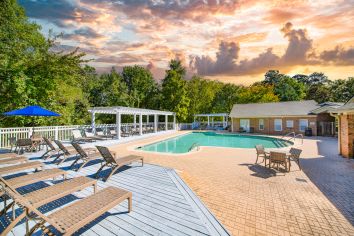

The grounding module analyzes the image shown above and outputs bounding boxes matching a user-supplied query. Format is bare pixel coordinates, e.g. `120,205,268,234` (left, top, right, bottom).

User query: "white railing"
0,122,177,149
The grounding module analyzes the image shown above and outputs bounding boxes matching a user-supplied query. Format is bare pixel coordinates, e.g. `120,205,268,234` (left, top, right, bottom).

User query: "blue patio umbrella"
3,105,60,117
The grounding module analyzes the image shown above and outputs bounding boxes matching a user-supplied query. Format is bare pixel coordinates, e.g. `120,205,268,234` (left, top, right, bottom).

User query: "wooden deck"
0,150,229,236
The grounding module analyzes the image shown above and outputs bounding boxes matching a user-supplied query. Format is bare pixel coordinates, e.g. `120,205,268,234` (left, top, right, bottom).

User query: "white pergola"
88,106,176,139
194,113,229,128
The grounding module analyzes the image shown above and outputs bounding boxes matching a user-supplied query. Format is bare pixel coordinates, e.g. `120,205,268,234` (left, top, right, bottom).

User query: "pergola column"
223,116,225,127
211,117,214,127
207,116,210,126
165,115,168,131
154,114,158,133
147,115,149,124
116,112,121,139
133,114,136,129
139,113,143,135
91,112,96,134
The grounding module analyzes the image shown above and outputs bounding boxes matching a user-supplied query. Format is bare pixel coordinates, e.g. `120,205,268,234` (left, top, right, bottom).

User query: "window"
299,119,308,132
240,119,250,132
274,119,282,131
286,120,294,128
259,119,264,130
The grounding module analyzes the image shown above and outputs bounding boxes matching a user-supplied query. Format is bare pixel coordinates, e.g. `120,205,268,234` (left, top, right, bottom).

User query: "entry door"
240,119,250,132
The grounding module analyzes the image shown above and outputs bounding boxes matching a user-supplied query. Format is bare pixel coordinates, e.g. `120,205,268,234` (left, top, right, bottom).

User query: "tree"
274,76,306,101
238,84,279,104
263,70,283,85
212,83,242,113
329,77,354,102
186,76,221,121
161,60,190,122
0,0,92,127
121,65,158,108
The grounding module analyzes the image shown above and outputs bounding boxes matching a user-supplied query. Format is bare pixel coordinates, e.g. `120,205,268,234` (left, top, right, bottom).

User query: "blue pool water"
137,132,292,154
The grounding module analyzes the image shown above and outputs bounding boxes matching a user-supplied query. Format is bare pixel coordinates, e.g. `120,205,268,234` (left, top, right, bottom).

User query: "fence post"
28,127,33,138
55,126,59,140
0,129,2,149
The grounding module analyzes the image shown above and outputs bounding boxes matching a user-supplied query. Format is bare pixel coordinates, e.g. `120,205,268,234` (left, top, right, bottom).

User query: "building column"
116,112,121,139
338,115,341,155
231,118,234,132
91,112,96,134
173,114,176,130
165,115,168,131
154,114,158,133
139,113,143,135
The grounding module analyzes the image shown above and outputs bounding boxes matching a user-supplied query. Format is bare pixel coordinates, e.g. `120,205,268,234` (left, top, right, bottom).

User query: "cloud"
191,22,353,76
95,54,141,64
19,0,99,27
320,46,354,65
280,22,313,65
63,27,104,39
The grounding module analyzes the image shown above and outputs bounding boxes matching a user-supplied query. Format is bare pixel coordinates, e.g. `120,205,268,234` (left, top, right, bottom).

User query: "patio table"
265,149,292,170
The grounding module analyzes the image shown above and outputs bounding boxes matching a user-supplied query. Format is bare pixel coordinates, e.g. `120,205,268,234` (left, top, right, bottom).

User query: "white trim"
299,119,308,132
274,119,282,131
88,106,175,115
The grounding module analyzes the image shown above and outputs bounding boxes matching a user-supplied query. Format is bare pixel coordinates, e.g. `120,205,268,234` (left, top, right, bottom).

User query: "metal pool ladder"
189,142,199,152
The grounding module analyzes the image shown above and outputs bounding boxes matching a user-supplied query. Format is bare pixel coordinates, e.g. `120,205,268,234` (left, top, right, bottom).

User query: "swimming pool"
137,132,292,154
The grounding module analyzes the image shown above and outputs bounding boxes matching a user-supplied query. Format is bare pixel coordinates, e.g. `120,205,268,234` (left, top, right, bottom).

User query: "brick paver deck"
111,132,354,236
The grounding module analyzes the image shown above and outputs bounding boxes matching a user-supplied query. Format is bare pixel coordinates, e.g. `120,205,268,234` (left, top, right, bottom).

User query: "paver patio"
109,131,354,236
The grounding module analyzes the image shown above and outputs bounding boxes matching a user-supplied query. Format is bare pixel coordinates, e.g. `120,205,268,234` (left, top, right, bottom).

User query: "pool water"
137,132,292,154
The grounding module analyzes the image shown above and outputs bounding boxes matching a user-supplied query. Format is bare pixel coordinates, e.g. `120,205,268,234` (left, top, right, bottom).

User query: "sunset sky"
19,0,354,84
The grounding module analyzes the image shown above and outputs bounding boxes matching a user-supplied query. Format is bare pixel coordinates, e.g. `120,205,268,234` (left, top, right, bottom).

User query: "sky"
19,0,354,84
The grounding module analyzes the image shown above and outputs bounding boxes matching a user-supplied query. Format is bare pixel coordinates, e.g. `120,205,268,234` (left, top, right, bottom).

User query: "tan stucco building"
229,100,339,136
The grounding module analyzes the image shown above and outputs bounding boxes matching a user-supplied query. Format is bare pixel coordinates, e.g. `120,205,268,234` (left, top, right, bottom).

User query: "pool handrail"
189,142,199,152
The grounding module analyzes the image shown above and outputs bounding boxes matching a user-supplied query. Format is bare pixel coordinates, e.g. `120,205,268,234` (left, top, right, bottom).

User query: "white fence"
0,123,175,149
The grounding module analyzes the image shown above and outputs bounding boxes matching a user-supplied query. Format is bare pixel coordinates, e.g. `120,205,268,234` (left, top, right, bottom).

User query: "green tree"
274,76,306,101
0,0,90,127
212,83,242,113
161,60,190,122
121,65,158,108
238,84,279,104
186,76,220,121
329,77,354,102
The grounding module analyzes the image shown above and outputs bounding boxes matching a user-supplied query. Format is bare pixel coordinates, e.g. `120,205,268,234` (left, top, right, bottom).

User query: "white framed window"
286,120,294,128
299,119,308,132
274,119,282,131
240,119,250,132
259,119,264,130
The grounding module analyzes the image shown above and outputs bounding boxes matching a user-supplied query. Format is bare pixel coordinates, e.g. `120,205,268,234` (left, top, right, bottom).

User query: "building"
229,100,340,136
330,97,354,158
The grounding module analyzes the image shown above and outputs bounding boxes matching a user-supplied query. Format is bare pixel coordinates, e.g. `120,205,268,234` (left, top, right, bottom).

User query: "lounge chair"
96,129,114,139
0,156,28,165
269,151,289,172
0,176,97,235
289,148,302,170
53,140,97,165
0,153,19,159
3,168,66,189
71,142,101,171
41,137,75,160
255,145,269,166
72,129,95,143
84,130,105,141
0,161,43,176
1,182,131,235
95,146,143,181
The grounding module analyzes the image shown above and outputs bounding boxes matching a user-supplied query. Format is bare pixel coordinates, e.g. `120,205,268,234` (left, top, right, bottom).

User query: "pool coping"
129,131,297,156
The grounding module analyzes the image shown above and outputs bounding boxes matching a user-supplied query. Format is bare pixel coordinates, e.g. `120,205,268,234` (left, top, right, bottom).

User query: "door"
240,119,250,132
